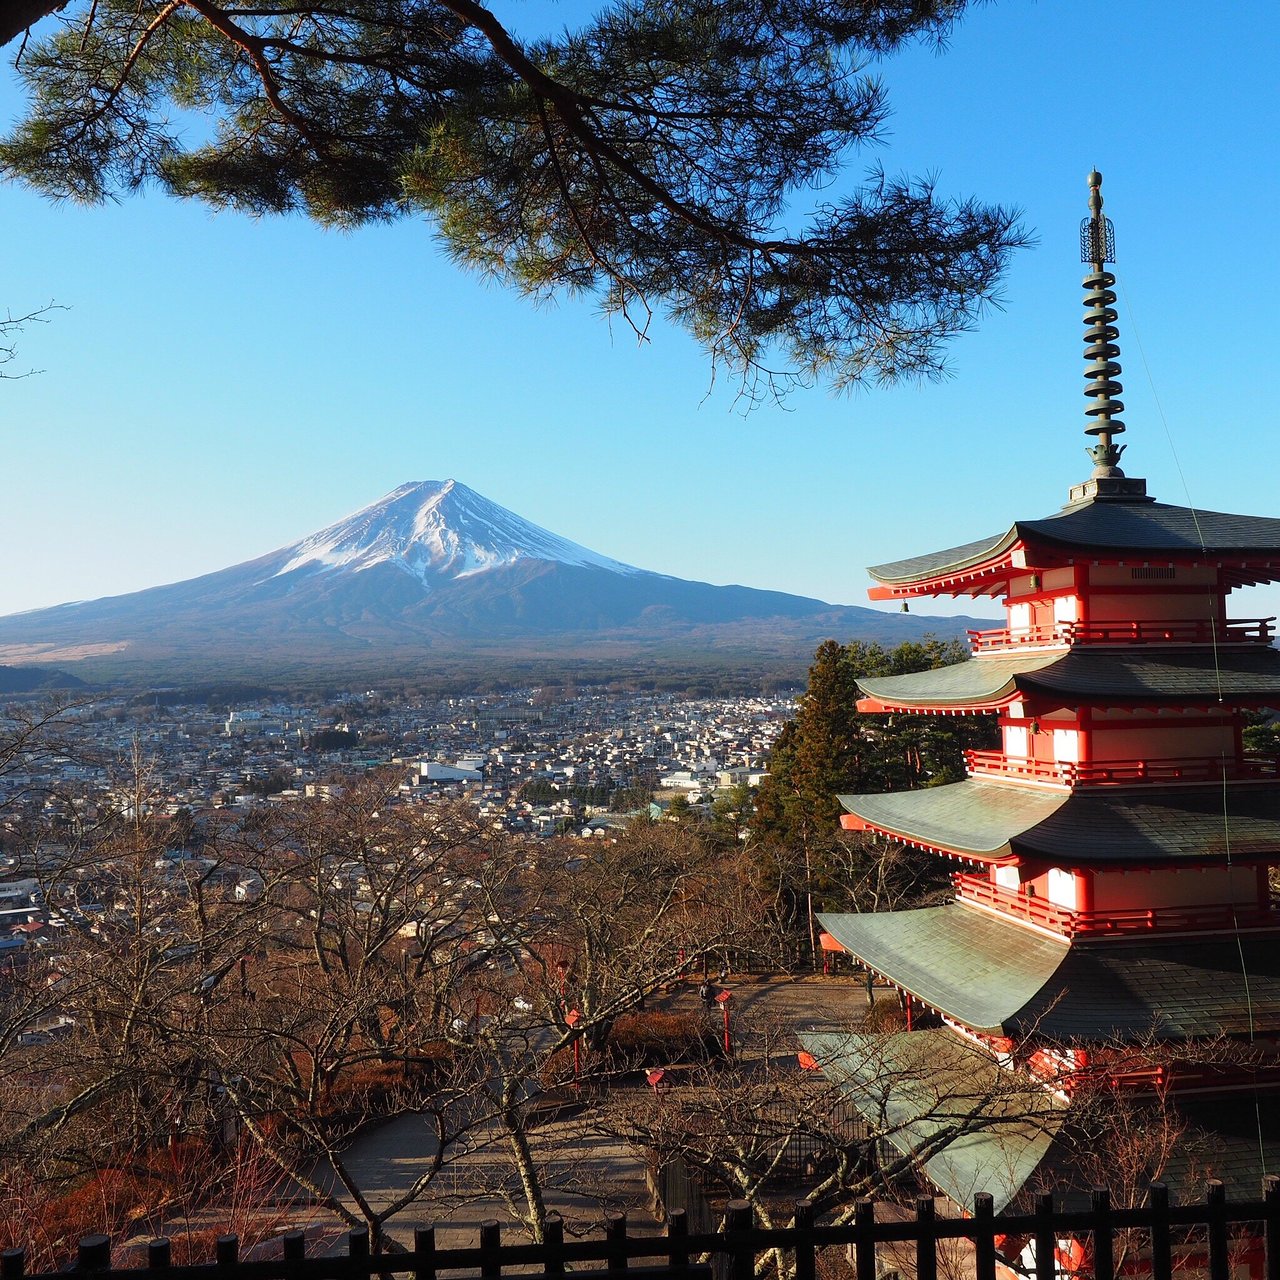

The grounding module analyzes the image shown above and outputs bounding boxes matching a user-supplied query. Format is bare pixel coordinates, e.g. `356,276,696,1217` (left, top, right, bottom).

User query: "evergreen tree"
754,636,987,849
0,0,1024,397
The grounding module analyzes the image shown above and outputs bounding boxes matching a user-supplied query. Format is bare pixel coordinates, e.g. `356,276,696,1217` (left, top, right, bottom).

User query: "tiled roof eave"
866,501,1280,596
855,692,1020,714
837,781,1067,863
840,814,1018,865
843,779,1280,869
856,646,1280,712
867,529,1021,591
817,906,1068,1035
819,906,1280,1041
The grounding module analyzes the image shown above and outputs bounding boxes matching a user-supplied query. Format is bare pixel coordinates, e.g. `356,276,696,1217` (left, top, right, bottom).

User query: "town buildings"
0,688,789,942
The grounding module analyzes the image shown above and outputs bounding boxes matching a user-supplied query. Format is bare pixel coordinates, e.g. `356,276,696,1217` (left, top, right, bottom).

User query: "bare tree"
428,820,777,1241
602,1013,1065,1264
0,303,59,380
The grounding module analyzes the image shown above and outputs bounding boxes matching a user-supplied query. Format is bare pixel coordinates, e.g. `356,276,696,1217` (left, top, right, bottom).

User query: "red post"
647,1068,665,1102
716,989,732,1057
566,1009,581,1088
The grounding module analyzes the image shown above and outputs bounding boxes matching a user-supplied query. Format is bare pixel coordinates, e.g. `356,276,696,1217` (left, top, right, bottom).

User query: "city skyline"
3,1,1278,627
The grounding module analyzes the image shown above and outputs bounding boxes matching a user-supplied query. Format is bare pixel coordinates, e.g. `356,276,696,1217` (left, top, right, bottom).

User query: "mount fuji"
0,481,991,681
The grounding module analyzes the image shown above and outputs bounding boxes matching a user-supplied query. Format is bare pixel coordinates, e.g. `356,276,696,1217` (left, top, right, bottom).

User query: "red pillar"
716,990,732,1057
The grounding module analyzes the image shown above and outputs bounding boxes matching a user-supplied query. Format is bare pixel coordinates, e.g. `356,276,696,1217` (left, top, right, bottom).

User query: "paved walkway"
329,1107,658,1249
682,971,879,1034
326,975,876,1248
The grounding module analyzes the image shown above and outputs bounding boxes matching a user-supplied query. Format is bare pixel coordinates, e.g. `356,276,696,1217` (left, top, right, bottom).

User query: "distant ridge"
0,481,994,682
0,664,89,694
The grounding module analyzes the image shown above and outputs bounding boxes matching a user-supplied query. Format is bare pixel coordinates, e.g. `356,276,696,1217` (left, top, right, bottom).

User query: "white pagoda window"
1053,729,1080,763
1005,725,1030,758
1009,602,1032,635
995,866,1020,892
1047,868,1077,909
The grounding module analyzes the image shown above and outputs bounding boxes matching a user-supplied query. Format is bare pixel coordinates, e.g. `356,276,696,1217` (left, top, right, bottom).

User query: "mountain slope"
0,481,992,679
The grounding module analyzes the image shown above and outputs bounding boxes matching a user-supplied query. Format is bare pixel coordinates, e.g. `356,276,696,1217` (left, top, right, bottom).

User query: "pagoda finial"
1081,170,1126,476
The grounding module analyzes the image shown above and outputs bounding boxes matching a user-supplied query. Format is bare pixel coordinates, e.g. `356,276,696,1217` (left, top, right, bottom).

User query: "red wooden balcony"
964,751,1070,785
967,616,1275,653
967,623,1069,652
965,750,1280,787
954,871,1280,937
953,872,1073,932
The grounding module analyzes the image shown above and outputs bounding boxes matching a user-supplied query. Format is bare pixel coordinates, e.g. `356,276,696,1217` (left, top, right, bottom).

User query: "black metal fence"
7,1179,1280,1280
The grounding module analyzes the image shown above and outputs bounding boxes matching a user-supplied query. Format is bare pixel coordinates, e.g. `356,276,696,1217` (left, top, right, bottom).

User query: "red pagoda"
803,173,1280,1218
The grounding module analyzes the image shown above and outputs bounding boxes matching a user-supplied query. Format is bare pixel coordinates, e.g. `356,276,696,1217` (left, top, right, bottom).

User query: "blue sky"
2,1,1278,625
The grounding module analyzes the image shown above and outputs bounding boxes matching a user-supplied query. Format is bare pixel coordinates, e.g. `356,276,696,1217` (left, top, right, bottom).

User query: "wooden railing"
964,751,1280,788
953,872,1280,938
12,1182,1280,1280
953,873,1074,933
968,616,1276,653
968,623,1070,652
964,751,1070,785
1068,757,1280,786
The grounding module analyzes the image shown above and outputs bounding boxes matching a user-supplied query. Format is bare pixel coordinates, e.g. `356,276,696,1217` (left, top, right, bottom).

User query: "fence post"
668,1208,690,1280
793,1200,816,1280
606,1211,628,1273
1206,1180,1228,1280
348,1230,370,1259
915,1197,937,1280
1265,1176,1280,1280
283,1232,307,1263
1147,1182,1171,1280
77,1236,111,1272
215,1236,239,1270
1,1248,24,1280
147,1239,171,1269
479,1221,501,1280
543,1215,565,1278
725,1200,754,1280
1033,1193,1055,1280
853,1199,876,1280
413,1228,436,1280
1091,1188,1113,1280
974,1193,995,1280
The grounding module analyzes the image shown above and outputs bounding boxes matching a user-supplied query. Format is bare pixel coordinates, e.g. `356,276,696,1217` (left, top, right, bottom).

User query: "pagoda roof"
837,779,1280,867
819,906,1066,1033
801,1028,1280,1208
818,905,1280,1040
798,1027,1066,1214
856,645,1280,712
1167,1094,1280,1195
868,498,1280,595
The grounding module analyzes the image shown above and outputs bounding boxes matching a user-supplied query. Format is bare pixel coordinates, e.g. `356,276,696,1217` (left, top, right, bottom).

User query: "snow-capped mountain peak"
271,480,641,586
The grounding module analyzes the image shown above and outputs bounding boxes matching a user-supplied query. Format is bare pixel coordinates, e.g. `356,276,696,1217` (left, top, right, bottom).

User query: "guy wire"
1119,276,1265,1176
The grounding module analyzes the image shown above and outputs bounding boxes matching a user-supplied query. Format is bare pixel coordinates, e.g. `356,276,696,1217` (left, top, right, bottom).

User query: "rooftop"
818,905,1280,1040
868,500,1280,596
855,646,1280,712
837,779,1280,867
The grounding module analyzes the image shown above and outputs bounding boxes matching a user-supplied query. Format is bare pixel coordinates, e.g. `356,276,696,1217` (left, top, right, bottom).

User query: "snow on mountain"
0,479,999,681
270,480,642,587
